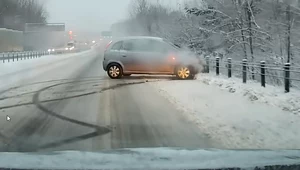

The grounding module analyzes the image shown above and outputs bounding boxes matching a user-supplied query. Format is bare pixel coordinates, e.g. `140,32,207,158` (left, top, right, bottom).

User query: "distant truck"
101,31,112,39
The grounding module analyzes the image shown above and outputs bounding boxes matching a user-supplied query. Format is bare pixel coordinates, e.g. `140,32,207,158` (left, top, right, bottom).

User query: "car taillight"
105,41,113,50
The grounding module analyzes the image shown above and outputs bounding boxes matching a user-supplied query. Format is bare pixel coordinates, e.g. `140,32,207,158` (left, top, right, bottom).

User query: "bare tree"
0,0,48,31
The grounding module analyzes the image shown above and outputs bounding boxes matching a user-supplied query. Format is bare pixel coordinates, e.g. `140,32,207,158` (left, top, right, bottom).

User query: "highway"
0,49,217,152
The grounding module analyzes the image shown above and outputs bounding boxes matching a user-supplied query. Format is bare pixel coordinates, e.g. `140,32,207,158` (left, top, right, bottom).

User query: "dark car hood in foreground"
0,148,300,170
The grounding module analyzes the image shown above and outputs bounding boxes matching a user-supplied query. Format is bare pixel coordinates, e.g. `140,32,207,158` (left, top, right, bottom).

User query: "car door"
146,39,176,73
120,39,150,73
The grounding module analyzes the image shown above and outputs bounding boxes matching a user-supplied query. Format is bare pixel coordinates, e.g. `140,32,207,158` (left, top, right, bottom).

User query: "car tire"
107,64,123,79
175,66,193,80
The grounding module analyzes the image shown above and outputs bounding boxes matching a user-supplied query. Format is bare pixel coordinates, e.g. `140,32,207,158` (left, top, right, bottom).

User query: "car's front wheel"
107,64,123,79
175,66,194,80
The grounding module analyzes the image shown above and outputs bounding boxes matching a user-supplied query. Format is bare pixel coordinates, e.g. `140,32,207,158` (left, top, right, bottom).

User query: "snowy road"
0,49,217,152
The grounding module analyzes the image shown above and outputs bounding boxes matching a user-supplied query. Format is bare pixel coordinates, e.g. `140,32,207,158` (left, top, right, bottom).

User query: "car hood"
0,148,300,169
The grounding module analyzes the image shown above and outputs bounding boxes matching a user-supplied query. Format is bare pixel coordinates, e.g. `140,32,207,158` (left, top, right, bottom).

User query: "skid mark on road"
31,80,151,151
0,78,154,151
0,76,174,151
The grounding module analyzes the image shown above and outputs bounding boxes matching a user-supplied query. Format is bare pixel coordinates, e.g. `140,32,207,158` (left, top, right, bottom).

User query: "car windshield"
1,0,300,169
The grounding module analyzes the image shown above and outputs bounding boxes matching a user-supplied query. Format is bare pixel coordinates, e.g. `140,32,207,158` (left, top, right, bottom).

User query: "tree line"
0,0,47,31
111,0,300,67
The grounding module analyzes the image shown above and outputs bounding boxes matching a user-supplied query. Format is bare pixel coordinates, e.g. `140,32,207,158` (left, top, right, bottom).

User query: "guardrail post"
216,57,220,76
242,59,247,83
206,56,210,73
260,61,266,87
284,63,291,93
16,53,19,61
12,53,15,62
8,53,10,62
228,58,232,78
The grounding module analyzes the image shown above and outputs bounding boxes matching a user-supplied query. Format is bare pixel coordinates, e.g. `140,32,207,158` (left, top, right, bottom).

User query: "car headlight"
65,48,69,50
48,49,51,52
52,49,55,52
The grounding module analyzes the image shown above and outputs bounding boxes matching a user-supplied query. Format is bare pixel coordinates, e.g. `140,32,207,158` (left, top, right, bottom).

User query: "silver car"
102,36,200,79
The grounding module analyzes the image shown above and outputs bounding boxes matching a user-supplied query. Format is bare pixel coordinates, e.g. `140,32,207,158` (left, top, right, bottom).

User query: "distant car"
102,36,201,79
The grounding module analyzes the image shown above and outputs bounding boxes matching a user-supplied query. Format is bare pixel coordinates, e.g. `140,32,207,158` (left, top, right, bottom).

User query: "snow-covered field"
151,74,300,149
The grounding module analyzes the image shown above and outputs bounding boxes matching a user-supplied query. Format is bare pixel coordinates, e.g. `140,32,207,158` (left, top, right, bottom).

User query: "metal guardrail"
0,50,75,63
204,57,300,93
1,51,46,63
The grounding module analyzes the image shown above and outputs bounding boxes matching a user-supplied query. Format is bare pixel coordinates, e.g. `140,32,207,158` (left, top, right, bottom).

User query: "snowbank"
198,74,300,115
150,74,300,149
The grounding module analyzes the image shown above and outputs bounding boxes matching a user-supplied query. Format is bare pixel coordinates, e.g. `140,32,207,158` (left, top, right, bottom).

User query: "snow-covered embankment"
151,74,300,149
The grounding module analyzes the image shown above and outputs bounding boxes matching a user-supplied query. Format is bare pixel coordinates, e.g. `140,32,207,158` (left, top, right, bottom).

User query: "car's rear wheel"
176,66,194,80
107,64,123,79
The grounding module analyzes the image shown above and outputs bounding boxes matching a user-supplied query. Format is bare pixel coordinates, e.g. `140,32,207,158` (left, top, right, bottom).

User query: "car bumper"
102,60,107,71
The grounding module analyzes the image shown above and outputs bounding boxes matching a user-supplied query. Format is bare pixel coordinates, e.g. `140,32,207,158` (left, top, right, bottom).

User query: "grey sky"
46,0,183,33
46,0,132,33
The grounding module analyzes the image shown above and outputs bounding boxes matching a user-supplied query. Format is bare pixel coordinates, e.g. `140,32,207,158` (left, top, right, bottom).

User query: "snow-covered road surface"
1,48,298,152
151,74,300,149
0,49,216,152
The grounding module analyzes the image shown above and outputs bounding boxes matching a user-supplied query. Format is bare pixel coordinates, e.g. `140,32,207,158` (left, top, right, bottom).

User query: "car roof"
113,36,164,42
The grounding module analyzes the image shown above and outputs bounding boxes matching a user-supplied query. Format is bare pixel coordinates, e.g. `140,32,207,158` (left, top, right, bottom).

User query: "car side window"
122,40,134,51
122,39,149,52
147,40,170,53
110,41,122,51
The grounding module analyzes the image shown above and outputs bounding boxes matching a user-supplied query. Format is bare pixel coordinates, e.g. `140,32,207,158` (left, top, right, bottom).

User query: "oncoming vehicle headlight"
48,49,51,52
52,49,55,52
65,47,69,50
